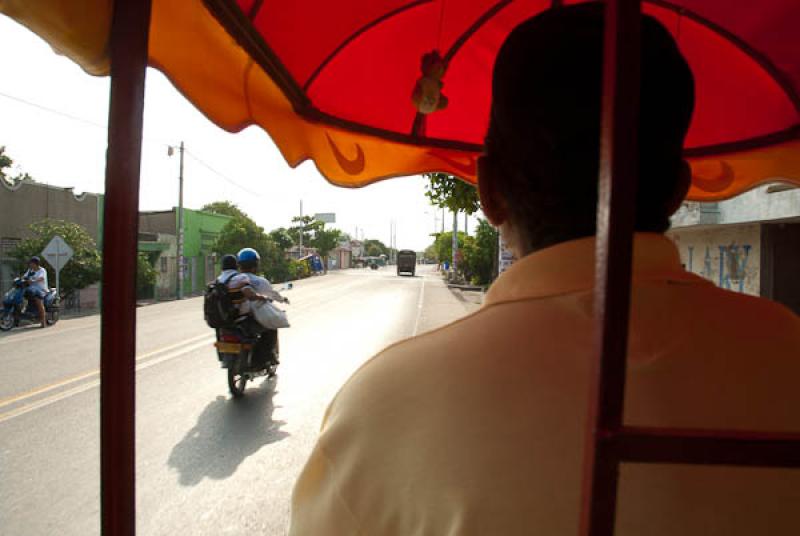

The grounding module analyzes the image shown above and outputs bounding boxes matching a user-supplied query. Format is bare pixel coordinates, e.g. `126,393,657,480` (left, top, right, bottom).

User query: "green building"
138,208,232,298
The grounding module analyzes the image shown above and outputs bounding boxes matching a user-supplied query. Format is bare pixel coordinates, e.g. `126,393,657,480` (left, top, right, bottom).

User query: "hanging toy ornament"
411,51,449,114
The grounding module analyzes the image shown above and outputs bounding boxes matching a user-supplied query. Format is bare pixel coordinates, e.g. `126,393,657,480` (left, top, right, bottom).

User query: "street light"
424,210,440,235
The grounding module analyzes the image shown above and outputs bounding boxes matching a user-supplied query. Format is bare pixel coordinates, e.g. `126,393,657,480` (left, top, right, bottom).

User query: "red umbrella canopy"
3,0,799,199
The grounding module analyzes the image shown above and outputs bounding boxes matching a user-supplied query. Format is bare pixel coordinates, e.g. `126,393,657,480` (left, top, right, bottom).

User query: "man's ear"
665,159,692,216
477,155,508,226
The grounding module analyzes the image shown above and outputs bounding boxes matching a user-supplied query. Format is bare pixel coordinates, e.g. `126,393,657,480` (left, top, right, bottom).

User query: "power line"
0,89,265,198
184,149,264,197
0,90,108,129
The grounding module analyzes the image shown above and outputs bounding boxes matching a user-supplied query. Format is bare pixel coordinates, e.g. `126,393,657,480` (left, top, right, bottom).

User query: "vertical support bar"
100,1,151,535
579,1,641,535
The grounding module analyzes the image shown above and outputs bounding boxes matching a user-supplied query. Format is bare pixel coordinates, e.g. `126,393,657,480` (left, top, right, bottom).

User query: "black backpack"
203,272,239,328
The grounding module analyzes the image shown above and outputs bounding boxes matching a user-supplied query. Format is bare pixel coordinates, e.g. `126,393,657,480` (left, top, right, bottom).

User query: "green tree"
423,242,438,263
11,219,101,299
423,172,480,215
289,215,316,246
136,253,158,299
213,215,292,281
363,239,388,257
460,219,499,285
310,225,343,272
0,146,33,186
269,227,294,252
214,216,270,260
0,146,12,175
200,200,248,219
210,204,301,282
431,231,467,264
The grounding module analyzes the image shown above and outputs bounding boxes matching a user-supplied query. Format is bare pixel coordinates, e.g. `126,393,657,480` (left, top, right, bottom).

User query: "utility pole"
452,209,458,275
441,207,445,233
464,212,468,236
170,141,185,300
298,200,303,251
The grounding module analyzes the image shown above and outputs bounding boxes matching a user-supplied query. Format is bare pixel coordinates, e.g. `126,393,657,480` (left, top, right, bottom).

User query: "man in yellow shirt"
290,4,800,535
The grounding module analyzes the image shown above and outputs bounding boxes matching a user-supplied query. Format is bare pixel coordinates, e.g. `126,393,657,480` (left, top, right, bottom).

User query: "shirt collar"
485,233,705,305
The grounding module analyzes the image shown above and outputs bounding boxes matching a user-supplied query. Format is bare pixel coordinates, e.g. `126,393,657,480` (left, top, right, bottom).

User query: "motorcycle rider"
216,254,239,283
23,256,48,328
228,247,288,367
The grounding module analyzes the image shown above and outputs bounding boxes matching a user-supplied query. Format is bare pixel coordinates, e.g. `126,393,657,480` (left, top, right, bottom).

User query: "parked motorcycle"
1,277,60,331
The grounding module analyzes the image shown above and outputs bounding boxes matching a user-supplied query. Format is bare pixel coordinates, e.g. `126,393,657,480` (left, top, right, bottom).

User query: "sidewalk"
415,273,481,336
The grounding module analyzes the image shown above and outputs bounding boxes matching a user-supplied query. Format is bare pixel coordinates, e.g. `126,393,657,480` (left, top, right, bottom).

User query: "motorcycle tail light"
220,334,241,343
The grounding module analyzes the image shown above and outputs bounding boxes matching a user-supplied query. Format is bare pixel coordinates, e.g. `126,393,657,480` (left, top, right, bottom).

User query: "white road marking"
0,332,212,410
412,276,426,336
0,337,214,424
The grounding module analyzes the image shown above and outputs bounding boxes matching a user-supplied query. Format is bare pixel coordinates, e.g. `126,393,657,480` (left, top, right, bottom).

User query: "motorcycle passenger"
23,256,48,328
229,247,288,367
216,254,239,283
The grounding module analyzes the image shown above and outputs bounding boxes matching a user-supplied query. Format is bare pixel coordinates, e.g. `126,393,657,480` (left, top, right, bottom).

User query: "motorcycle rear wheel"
227,366,247,398
0,311,14,331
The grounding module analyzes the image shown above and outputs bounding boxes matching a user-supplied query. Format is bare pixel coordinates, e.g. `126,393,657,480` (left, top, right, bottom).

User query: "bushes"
428,218,499,286
136,253,158,299
460,219,498,286
289,259,310,280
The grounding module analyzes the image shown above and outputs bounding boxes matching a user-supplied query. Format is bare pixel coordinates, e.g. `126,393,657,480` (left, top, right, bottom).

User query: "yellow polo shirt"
290,233,800,536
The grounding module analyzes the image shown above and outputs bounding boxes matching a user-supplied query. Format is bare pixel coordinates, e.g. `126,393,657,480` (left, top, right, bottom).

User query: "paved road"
0,265,476,536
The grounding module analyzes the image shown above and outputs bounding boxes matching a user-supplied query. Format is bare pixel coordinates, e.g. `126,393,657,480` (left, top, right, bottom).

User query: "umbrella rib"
247,0,264,20
204,0,310,111
684,124,800,157
302,0,434,93
649,0,800,114
442,0,512,64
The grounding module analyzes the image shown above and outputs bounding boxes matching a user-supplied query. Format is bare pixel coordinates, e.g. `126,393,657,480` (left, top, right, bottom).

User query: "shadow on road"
167,380,289,486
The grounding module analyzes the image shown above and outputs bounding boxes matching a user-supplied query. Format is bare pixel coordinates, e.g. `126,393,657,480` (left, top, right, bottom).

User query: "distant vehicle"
299,254,324,274
396,250,417,276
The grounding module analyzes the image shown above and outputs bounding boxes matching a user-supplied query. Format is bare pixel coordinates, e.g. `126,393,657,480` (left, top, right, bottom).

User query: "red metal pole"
100,1,151,535
579,0,641,535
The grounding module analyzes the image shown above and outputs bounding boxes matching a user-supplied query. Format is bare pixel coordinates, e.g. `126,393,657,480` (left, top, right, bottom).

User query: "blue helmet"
237,248,260,263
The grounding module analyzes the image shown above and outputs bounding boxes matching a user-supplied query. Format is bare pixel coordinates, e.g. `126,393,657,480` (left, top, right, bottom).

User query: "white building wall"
716,185,800,223
672,185,800,228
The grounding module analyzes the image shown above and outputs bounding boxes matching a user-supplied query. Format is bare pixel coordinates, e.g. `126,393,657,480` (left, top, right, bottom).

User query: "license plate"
215,341,253,353
215,341,242,353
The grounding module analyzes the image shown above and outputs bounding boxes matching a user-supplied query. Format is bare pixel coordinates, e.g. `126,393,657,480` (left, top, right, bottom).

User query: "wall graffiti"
719,244,752,292
668,224,760,297
694,243,752,293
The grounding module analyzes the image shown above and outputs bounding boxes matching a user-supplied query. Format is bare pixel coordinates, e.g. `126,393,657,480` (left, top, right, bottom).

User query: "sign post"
41,235,74,297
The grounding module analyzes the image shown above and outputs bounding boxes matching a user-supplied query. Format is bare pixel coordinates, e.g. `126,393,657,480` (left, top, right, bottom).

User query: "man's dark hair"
485,2,694,251
221,254,238,271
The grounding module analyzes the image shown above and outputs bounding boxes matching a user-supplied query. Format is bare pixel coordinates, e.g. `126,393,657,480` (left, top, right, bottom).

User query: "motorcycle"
215,326,279,398
1,277,60,331
214,289,291,398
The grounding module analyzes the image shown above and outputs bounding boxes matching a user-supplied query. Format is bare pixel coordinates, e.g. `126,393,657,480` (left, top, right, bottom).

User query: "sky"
0,16,480,251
